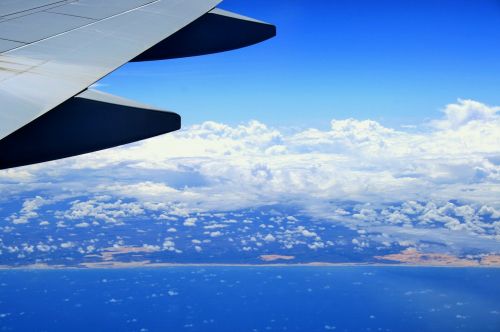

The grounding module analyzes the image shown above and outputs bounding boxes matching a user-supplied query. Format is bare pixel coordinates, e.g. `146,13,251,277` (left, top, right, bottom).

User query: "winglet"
132,8,276,61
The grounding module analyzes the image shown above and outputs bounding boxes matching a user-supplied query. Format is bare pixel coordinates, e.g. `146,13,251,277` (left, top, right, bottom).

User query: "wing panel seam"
41,11,98,21
0,1,77,21
4,0,162,54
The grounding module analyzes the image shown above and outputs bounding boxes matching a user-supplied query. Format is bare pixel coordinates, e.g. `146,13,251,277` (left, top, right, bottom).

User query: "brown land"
1,247,499,270
260,254,295,262
480,254,500,266
87,246,160,261
375,248,500,267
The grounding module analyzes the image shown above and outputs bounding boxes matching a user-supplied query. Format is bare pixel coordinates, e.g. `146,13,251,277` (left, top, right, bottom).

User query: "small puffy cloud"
183,218,197,227
142,244,161,251
36,243,52,252
60,242,75,249
301,229,317,238
263,234,276,242
308,241,325,250
163,239,176,251
22,196,49,213
9,196,51,224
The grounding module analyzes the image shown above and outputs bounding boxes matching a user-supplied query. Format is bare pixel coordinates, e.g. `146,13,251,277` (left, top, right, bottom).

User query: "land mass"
375,248,500,267
1,248,499,270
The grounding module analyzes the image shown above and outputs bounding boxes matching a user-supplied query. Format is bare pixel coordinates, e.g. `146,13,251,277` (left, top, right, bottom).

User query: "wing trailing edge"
0,90,180,170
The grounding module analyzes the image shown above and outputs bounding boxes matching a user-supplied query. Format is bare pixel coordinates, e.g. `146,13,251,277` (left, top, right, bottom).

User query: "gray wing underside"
0,0,276,169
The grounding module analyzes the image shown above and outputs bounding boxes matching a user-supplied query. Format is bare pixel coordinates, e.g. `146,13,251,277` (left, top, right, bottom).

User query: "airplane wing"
0,0,276,169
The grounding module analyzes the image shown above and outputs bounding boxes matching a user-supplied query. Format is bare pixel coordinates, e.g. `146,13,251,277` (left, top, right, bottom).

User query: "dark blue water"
0,267,499,332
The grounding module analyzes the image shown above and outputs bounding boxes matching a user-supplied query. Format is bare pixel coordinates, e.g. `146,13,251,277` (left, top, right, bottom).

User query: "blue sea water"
0,267,499,332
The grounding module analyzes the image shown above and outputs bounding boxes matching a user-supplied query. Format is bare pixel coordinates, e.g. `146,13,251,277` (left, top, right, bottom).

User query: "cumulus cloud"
36,98,497,211
183,217,197,227
8,196,51,224
0,99,499,243
60,241,75,249
163,239,179,252
263,234,276,242
60,198,144,224
431,99,500,130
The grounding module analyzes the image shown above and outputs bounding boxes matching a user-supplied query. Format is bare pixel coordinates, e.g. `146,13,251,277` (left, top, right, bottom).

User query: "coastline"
1,248,498,270
1,261,499,270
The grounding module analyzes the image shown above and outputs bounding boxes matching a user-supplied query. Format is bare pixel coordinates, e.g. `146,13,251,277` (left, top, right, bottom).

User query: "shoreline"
1,262,499,270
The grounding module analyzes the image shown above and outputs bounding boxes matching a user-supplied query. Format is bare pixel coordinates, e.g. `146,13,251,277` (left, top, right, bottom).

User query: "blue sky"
99,0,500,129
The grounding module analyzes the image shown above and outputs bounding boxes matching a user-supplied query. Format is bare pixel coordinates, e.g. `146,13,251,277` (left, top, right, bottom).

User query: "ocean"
0,267,499,332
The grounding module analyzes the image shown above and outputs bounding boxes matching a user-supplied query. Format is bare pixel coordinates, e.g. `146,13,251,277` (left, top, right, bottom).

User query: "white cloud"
263,234,276,242
300,229,317,238
36,243,52,252
61,198,144,224
0,99,499,245
9,196,50,224
54,99,497,213
431,99,500,130
60,241,75,249
162,239,177,252
183,217,197,227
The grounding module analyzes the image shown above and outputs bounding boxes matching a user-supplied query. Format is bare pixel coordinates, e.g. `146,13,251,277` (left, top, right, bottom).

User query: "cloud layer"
0,99,499,259
31,99,499,206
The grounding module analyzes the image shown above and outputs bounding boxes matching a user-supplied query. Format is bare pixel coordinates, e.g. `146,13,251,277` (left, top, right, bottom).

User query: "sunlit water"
0,267,499,332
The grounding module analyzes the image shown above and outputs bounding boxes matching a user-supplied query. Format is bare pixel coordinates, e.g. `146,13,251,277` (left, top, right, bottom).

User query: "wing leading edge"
0,0,276,170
